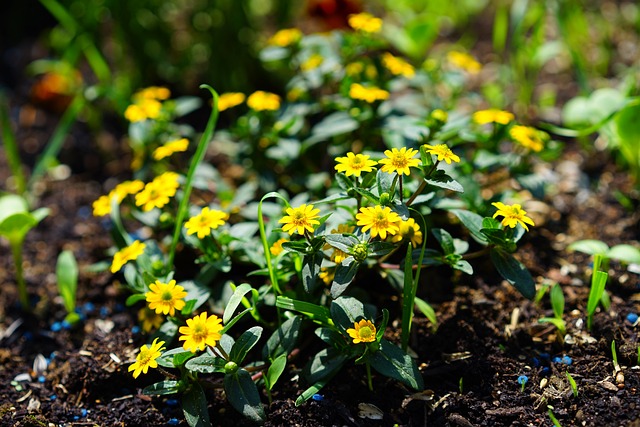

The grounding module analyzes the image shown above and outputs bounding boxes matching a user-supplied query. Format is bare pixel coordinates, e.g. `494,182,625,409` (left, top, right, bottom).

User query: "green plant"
0,195,50,311
566,371,578,397
611,340,620,372
56,250,80,325
568,239,640,269
586,254,609,330
548,405,563,427
539,283,567,338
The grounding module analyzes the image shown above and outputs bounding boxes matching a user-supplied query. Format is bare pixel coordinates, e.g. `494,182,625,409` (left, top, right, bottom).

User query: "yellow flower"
270,238,288,256
382,53,415,78
146,279,188,317
153,171,181,189
179,312,224,353
356,205,401,239
491,202,535,231
111,240,146,273
345,62,364,76
218,92,246,111
346,319,377,344
510,125,546,152
124,98,163,122
247,91,281,111
391,218,423,248
135,179,178,212
134,86,171,101
287,87,305,102
128,338,165,379
431,109,448,123
268,28,302,47
349,83,389,103
334,152,377,177
378,147,420,175
184,207,229,239
472,109,514,125
279,204,321,236
348,13,382,33
319,268,335,285
423,143,460,164
113,180,145,202
301,53,324,71
153,138,189,160
138,307,164,333
92,194,113,217
447,51,482,74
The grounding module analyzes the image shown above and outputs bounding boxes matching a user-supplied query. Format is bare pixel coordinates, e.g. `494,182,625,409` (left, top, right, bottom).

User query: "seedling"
566,371,578,397
539,283,567,338
0,195,50,311
586,254,608,330
56,250,80,325
569,239,640,271
611,340,620,372
548,405,563,427
517,375,528,392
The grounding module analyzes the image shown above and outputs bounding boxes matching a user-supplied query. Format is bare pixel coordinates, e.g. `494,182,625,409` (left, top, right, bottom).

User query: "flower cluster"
124,86,170,122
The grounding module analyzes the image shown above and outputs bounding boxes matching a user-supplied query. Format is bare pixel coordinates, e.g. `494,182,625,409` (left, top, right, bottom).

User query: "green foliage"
56,250,80,325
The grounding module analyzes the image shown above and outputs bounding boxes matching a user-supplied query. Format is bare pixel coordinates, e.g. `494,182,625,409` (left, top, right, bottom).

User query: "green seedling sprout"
0,195,50,311
566,371,578,397
611,340,620,372
586,254,608,330
539,283,566,338
56,250,80,325
548,405,563,427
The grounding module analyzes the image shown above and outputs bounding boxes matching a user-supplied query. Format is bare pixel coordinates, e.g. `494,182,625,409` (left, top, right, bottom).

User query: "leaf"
607,244,640,265
179,280,211,314
224,369,266,423
567,239,609,256
56,250,78,314
157,347,193,369
330,257,360,298
423,170,463,193
324,234,359,253
262,316,302,360
302,111,359,149
229,326,263,365
182,382,211,427
586,270,608,316
0,212,38,244
224,283,253,324
305,347,349,384
302,251,324,293
0,194,28,223
185,354,226,374
314,327,344,345
143,380,182,396
490,248,536,300
369,339,424,390
275,296,332,325
330,296,374,333
414,297,437,328
265,353,287,392
453,259,473,275
449,209,488,244
550,284,565,319
432,228,455,255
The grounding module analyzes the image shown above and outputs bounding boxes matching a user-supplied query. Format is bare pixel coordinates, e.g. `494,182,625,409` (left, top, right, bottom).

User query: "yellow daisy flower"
92,194,113,217
278,204,321,236
472,109,514,125
345,62,364,76
135,180,177,212
319,267,335,286
423,143,460,164
145,279,188,317
128,338,165,379
134,86,171,101
349,83,389,103
491,202,535,231
348,13,382,33
113,180,145,202
378,147,420,175
247,91,281,111
124,98,163,122
179,312,224,353
391,218,423,248
270,238,288,256
268,28,302,47
334,152,377,177
447,51,482,74
153,138,189,161
184,207,229,239
356,205,401,239
382,52,415,78
111,240,146,273
431,109,448,123
346,319,377,344
218,92,246,111
138,307,164,333
301,54,324,71
510,125,546,152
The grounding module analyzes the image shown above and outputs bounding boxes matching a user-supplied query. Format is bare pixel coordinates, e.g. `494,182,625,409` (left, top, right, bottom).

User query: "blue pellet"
166,398,179,407
517,375,528,385
132,326,141,334
626,313,638,324
552,356,562,364
51,322,62,332
561,355,572,365
312,394,324,401
167,418,179,426
38,375,46,383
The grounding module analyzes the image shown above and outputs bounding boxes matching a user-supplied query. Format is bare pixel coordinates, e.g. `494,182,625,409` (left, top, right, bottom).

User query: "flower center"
392,154,408,168
161,291,173,302
193,324,207,341
139,349,153,364
359,326,373,339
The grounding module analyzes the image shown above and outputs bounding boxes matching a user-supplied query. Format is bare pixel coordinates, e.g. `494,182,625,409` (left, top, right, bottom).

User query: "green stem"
168,85,219,268
365,361,373,391
11,241,29,311
0,94,27,196
406,163,438,207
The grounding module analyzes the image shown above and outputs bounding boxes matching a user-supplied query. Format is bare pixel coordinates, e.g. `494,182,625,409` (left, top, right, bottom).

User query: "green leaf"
369,339,424,390
0,195,28,222
538,317,566,334
262,316,302,360
185,354,226,374
302,251,323,293
180,280,211,314
157,348,193,368
452,259,473,275
424,170,463,193
567,239,609,256
324,233,359,253
335,173,354,192
607,244,640,265
224,283,253,324
224,369,266,423
314,327,344,345
550,284,565,319
143,380,182,396
230,326,263,365
305,347,349,384
449,209,488,244
330,257,360,298
587,271,608,316
56,250,78,314
276,296,332,325
302,111,359,149
0,212,39,244
414,297,437,328
295,379,330,407
265,353,288,391
490,248,535,300
182,382,211,427
125,293,147,306
330,296,374,333
432,228,455,255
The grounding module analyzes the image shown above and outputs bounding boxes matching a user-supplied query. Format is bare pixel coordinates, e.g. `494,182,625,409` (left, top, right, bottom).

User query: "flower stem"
11,241,29,311
406,162,438,207
365,361,373,391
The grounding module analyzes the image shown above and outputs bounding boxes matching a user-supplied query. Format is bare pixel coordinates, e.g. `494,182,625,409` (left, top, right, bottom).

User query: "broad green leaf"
330,296,374,333
230,326,263,364
314,327,343,345
276,296,332,325
414,297,437,328
224,283,253,324
0,213,38,244
265,353,287,392
302,251,323,293
369,339,424,390
185,354,226,374
143,380,182,396
262,316,302,360
490,248,535,300
550,284,565,319
56,250,78,314
453,259,473,275
324,234,359,253
424,170,463,193
607,244,640,265
305,347,349,383
330,258,360,298
449,209,488,244
125,293,147,306
586,270,608,316
224,369,266,423
182,381,211,427
567,240,609,256
180,280,211,315
432,228,454,255
157,347,193,368
0,194,28,223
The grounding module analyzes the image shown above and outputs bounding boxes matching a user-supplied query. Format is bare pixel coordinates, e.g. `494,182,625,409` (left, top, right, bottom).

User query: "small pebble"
627,313,638,324
50,395,57,401
131,326,141,334
81,409,87,417
51,322,62,332
38,375,46,383
167,419,179,426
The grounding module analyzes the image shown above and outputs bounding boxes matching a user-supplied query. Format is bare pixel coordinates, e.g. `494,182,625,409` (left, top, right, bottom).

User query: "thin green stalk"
257,192,289,296
11,242,29,311
365,361,373,391
168,85,219,268
0,95,27,196
29,95,85,187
